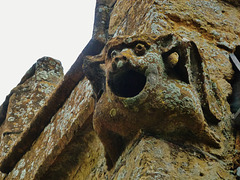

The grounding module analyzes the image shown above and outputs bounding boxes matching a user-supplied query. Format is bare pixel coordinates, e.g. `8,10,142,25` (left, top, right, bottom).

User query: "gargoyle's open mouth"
108,69,146,98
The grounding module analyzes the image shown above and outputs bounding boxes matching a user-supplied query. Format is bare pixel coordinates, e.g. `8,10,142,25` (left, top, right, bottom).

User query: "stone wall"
0,0,240,179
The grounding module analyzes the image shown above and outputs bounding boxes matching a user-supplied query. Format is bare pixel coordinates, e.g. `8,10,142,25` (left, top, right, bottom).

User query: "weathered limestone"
0,0,240,179
84,132,235,179
5,78,94,179
84,33,228,168
0,57,63,173
83,0,239,178
0,171,6,180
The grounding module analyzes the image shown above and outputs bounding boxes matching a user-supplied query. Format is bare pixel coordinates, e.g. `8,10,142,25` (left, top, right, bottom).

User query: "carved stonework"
1,0,240,178
84,34,227,168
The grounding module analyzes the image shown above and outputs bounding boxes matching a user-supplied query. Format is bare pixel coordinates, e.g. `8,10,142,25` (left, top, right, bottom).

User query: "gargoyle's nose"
112,52,128,70
113,54,127,62
111,50,128,61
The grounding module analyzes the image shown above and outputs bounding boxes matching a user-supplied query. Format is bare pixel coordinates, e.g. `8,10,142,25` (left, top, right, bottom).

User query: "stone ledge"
5,78,94,180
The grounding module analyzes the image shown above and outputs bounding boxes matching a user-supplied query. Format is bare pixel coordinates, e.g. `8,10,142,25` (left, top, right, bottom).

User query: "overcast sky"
0,1,96,103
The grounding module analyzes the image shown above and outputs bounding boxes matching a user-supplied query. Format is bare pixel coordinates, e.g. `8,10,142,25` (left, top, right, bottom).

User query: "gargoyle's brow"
108,43,125,53
107,40,150,57
107,44,125,58
127,40,150,49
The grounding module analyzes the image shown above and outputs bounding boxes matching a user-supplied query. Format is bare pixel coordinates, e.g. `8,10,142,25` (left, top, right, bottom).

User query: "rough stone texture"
84,0,239,178
84,33,235,169
5,78,94,179
0,171,6,180
43,122,105,180
84,132,235,179
92,0,117,44
0,0,240,179
0,57,63,173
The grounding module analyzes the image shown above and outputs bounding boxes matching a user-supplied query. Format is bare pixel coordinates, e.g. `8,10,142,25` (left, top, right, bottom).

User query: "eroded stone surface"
93,0,117,44
5,78,94,180
43,123,105,180
0,0,239,179
84,33,234,169
84,132,235,179
0,57,63,173
0,171,6,180
108,0,239,121
83,0,238,175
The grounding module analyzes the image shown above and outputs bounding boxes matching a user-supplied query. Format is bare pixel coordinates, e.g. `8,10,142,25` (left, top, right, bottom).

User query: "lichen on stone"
84,33,225,169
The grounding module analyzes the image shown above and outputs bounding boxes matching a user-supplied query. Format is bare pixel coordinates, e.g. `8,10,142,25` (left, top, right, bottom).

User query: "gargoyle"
83,34,220,169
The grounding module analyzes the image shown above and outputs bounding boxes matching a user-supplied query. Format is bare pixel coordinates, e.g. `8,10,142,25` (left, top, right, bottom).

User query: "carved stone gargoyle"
83,34,220,169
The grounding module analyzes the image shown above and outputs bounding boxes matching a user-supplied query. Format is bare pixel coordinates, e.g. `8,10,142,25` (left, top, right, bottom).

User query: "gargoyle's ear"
182,40,221,123
83,54,106,100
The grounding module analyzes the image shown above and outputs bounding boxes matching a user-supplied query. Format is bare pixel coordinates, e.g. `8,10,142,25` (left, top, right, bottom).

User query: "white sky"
0,1,96,104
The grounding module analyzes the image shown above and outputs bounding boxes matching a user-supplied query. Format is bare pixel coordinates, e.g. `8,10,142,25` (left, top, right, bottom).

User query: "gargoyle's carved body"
84,34,220,169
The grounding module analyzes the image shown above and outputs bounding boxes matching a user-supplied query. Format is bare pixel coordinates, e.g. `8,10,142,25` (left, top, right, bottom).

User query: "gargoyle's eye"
134,43,146,56
111,50,118,59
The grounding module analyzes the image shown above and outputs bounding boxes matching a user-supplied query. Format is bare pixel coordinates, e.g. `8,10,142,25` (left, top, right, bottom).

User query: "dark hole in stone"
162,48,189,84
235,46,240,59
108,70,146,97
229,46,240,113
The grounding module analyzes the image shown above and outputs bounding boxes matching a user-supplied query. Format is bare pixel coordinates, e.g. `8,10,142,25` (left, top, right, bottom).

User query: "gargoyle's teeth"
117,60,124,69
112,60,125,71
108,69,146,98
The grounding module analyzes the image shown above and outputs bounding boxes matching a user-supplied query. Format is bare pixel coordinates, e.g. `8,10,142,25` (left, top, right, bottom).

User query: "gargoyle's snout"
111,50,128,70
113,54,127,62
107,50,146,98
